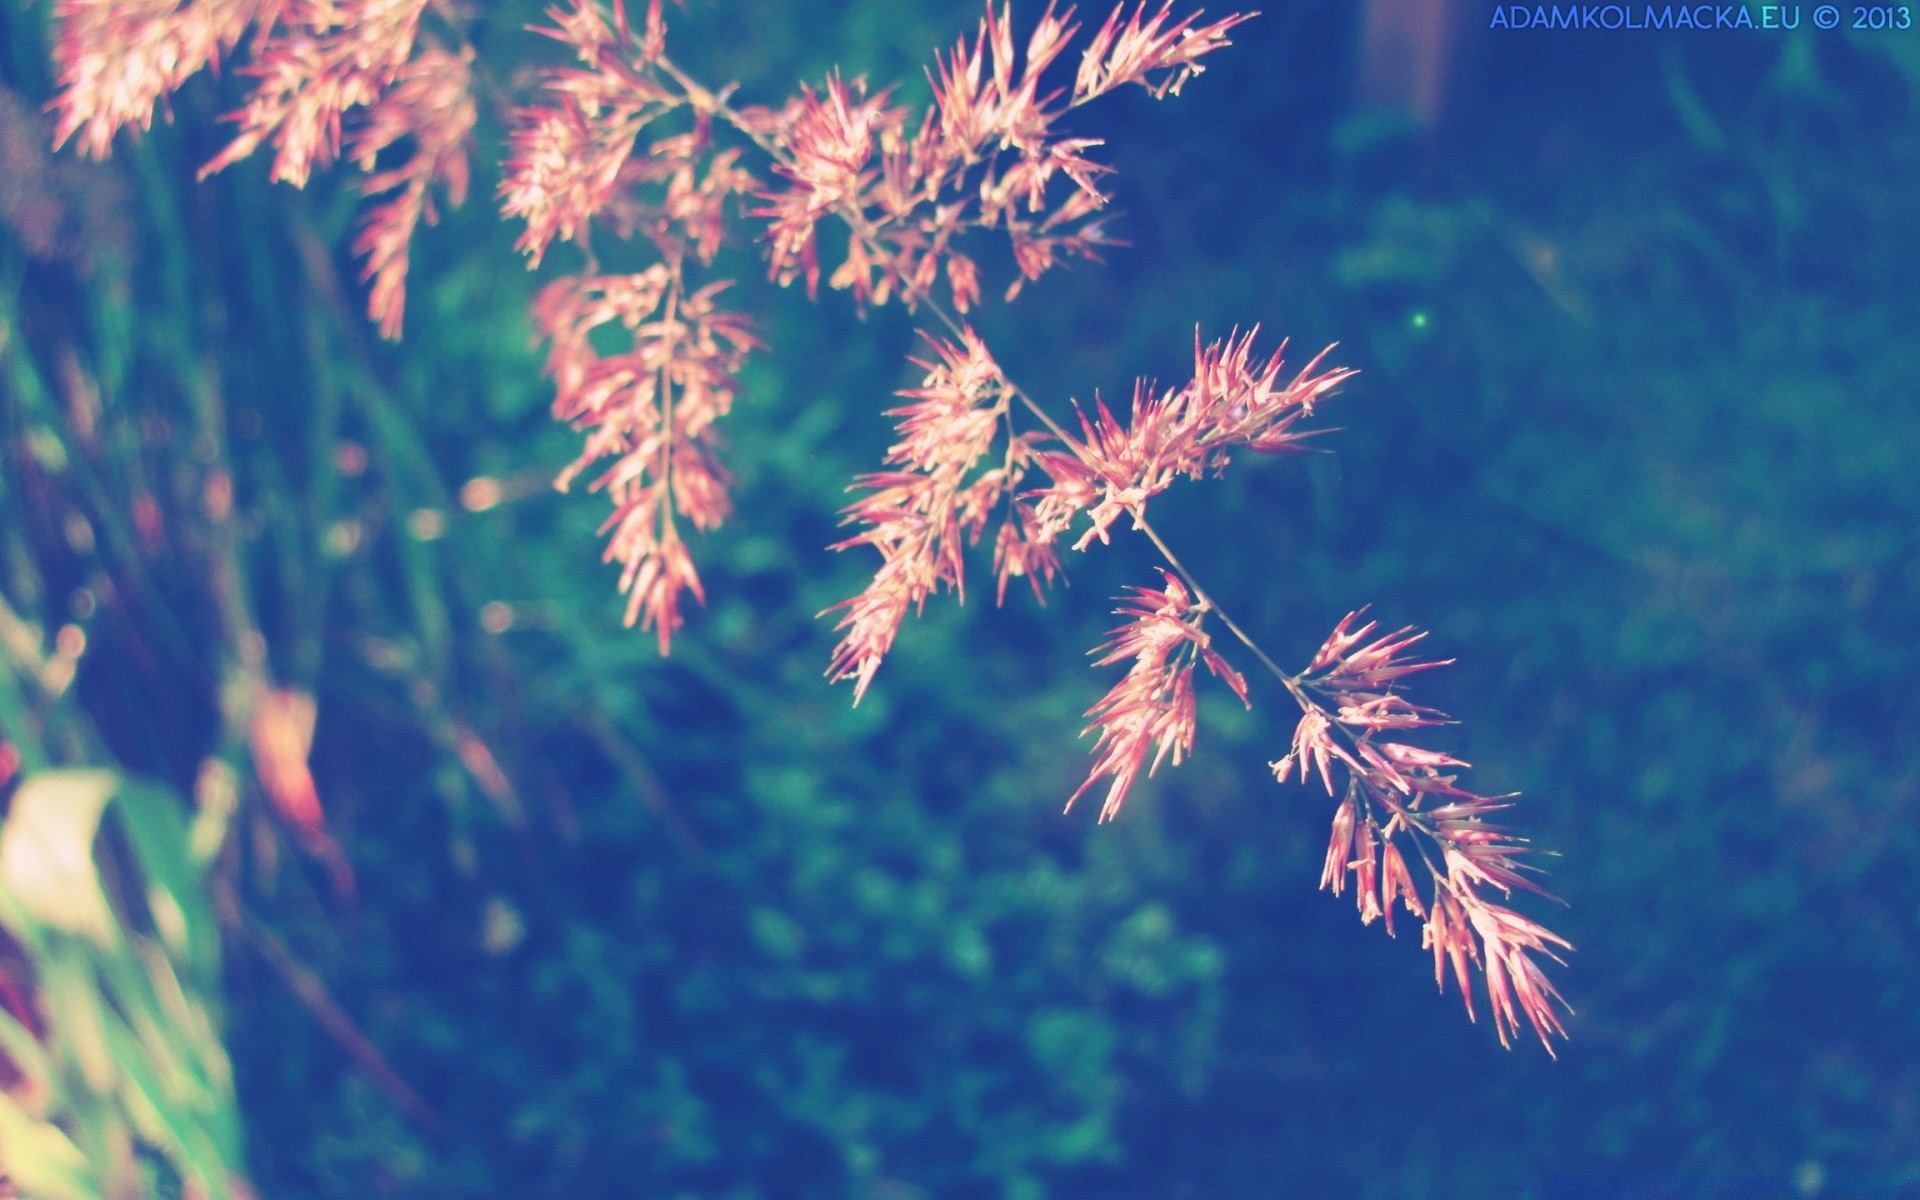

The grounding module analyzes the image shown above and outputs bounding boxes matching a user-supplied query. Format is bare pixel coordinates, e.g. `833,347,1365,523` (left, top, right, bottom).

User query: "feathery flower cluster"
195,0,433,185
749,2,1247,311
1074,0,1245,99
500,0,682,266
811,324,1570,1049
48,0,474,337
1070,572,1247,822
823,327,1341,701
43,0,1571,1052
500,0,764,647
823,330,1062,700
1035,330,1353,550
531,267,755,650
348,46,475,337
1272,611,1572,1049
496,0,1250,656
48,0,263,157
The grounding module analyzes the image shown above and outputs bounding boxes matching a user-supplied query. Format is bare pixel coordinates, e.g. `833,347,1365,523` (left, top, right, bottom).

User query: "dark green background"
3,1,1917,1195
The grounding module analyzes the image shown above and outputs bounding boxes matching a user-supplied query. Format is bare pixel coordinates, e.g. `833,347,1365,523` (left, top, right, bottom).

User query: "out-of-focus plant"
0,599,247,1198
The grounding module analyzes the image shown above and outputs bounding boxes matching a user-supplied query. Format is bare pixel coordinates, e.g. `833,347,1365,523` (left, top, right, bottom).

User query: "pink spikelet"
197,0,434,186
349,46,477,338
823,329,1045,701
1069,571,1248,822
499,1,762,650
47,0,475,337
49,0,264,157
1272,609,1573,1052
749,0,1229,314
755,73,898,300
1074,1,1251,101
1031,330,1353,550
499,0,678,267
533,268,755,652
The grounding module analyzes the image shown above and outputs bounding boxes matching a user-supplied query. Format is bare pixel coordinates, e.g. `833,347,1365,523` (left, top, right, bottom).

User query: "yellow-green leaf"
0,1091,97,1200
0,770,119,947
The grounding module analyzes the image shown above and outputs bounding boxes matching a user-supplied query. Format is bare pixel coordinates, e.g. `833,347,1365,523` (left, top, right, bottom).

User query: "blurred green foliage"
2,1,1918,1197
0,769,244,1199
